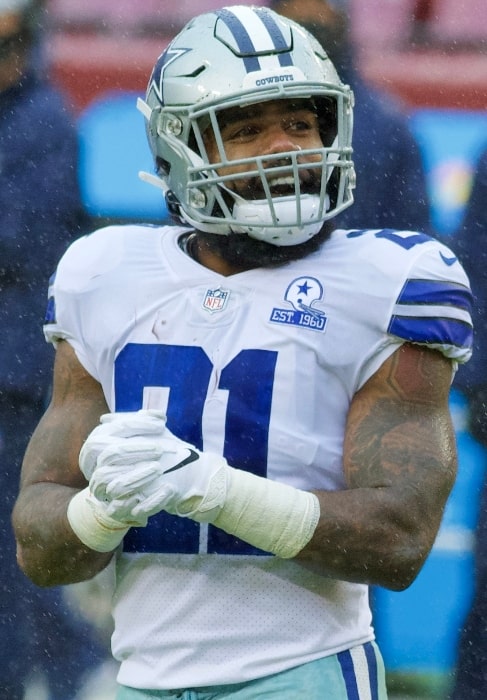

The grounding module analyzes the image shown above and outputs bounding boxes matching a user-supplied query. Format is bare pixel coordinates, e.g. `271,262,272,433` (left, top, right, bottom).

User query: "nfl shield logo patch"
202,287,230,313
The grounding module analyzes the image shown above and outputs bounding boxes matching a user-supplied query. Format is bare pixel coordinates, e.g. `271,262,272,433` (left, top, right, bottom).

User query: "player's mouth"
252,171,321,199
214,151,325,201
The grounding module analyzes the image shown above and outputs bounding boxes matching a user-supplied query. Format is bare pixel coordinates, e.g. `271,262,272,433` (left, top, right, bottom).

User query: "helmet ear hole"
187,128,202,157
165,190,185,224
326,168,340,212
156,156,170,177
316,98,338,147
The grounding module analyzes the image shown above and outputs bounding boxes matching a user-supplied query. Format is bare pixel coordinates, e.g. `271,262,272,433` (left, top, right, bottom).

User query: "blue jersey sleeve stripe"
44,296,56,324
388,315,473,349
396,279,473,312
44,271,57,323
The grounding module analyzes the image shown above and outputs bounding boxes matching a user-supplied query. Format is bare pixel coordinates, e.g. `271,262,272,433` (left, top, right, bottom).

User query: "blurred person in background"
269,0,430,233
449,147,487,700
0,0,108,697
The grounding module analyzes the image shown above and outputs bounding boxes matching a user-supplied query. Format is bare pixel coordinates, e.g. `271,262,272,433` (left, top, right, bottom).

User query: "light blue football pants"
116,641,388,699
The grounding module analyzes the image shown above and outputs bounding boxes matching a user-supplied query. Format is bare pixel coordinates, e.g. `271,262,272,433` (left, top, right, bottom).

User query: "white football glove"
69,410,171,552
79,409,167,480
72,410,320,559
90,432,228,523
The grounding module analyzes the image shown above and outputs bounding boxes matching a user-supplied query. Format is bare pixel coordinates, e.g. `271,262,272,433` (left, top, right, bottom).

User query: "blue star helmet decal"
285,276,324,315
148,47,191,105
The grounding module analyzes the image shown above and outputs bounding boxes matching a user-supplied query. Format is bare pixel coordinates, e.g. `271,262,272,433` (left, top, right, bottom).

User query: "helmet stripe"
216,8,260,72
216,7,293,72
255,8,294,67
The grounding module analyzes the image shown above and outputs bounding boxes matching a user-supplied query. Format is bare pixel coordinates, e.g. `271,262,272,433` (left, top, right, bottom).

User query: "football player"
13,6,472,699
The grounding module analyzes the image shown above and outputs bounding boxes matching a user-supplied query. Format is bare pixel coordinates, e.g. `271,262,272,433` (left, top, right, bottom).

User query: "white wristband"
211,468,320,558
67,487,130,553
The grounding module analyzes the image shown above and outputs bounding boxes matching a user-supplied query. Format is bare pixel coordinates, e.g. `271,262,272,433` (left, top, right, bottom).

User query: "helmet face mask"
138,5,355,246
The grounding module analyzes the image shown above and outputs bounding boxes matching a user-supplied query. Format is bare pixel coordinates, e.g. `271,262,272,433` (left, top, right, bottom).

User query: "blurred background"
19,1,487,698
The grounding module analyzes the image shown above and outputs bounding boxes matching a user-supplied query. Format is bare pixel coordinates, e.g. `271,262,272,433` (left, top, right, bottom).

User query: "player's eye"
284,112,319,133
223,123,260,142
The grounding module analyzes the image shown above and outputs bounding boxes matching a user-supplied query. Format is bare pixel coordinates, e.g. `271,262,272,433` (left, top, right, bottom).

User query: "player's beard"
194,222,334,270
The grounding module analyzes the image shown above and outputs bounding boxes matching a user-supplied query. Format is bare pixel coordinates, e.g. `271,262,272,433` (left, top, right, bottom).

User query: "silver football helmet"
138,4,355,246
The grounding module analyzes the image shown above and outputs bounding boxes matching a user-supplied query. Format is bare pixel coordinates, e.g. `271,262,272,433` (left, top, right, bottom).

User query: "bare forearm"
12,483,113,587
297,347,457,590
12,341,112,586
297,483,444,590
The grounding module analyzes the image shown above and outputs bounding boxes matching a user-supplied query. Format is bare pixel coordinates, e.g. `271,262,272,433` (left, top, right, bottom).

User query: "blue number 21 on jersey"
114,343,277,556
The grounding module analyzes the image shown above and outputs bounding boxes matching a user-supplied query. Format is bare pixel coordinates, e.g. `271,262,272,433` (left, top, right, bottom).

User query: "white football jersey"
45,224,472,689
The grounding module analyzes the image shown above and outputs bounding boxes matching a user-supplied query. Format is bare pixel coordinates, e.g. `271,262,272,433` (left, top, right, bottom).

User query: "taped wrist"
210,468,320,558
67,487,129,553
